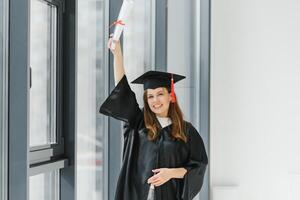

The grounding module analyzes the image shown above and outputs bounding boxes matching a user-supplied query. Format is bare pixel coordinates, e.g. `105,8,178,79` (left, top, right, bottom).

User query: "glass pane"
123,0,154,105
29,170,60,200
0,0,8,198
167,0,199,124
77,0,106,199
29,0,57,147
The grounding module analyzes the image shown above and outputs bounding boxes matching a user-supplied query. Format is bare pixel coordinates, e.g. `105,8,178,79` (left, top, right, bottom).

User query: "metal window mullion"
55,0,64,147
29,159,68,176
45,171,51,200
155,0,167,71
30,142,64,151
9,0,30,199
60,0,76,199
50,4,57,145
54,170,60,200
30,148,54,164
103,1,110,200
199,0,210,199
150,0,156,68
1,0,9,199
29,144,64,164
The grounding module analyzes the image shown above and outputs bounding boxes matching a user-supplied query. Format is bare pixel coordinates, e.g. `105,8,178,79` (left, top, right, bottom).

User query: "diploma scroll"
111,0,134,50
146,184,155,200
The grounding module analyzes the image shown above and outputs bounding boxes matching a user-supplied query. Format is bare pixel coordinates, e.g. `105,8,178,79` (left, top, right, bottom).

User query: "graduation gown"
99,75,208,200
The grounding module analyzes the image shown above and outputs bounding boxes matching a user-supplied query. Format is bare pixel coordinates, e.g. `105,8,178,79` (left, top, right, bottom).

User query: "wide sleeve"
181,124,208,200
99,75,142,126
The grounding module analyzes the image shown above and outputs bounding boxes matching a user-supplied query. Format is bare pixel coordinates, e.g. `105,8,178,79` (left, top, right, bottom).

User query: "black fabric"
99,75,142,127
99,75,208,200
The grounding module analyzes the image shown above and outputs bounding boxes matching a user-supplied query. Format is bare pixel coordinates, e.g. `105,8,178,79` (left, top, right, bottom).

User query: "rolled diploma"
111,0,134,49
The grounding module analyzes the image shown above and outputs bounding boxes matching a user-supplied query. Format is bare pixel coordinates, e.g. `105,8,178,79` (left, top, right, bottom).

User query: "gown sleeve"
181,124,208,200
99,75,142,127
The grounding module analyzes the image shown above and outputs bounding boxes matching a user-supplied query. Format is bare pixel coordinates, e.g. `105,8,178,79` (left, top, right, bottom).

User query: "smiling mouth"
153,104,162,109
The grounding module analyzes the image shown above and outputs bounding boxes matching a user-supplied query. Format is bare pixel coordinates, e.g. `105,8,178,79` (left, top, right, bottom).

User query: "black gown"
99,75,208,200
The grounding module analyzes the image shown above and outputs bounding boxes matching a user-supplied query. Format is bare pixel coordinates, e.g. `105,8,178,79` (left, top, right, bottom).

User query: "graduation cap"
131,71,185,103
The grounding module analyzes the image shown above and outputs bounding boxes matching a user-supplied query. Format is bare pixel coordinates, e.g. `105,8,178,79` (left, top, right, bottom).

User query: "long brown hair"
143,88,187,143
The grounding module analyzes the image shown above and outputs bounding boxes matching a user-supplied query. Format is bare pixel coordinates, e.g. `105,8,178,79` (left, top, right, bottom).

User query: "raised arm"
108,36,125,85
100,36,142,126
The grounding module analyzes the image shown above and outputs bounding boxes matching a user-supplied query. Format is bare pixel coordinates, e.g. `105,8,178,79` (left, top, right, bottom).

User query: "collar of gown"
156,116,172,128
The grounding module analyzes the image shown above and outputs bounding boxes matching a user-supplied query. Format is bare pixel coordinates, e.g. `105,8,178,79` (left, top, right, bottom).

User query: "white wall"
211,0,300,200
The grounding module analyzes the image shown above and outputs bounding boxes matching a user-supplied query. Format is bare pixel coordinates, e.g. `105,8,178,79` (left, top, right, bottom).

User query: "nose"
152,96,158,102
152,95,161,103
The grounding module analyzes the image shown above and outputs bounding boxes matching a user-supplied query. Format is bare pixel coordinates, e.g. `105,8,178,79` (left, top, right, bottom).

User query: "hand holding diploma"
108,34,125,85
108,34,121,55
110,0,134,50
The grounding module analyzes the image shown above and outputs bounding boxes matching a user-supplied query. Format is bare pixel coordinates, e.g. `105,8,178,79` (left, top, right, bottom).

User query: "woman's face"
146,87,171,117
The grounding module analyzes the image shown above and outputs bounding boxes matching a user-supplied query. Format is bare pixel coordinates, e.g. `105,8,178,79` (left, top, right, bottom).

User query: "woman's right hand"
108,34,122,56
108,34,125,85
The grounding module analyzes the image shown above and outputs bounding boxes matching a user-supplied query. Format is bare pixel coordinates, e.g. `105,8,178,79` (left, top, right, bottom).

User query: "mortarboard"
131,71,185,103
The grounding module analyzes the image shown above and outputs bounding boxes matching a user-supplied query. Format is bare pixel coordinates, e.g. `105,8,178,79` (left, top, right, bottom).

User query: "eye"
147,95,153,99
158,93,163,96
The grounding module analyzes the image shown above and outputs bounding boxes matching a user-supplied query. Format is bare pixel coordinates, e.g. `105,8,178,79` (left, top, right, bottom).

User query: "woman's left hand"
147,168,172,187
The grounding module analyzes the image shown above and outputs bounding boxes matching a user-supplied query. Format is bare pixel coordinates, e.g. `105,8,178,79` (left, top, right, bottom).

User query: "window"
0,0,8,199
29,0,58,147
77,0,107,199
28,0,65,199
29,0,64,158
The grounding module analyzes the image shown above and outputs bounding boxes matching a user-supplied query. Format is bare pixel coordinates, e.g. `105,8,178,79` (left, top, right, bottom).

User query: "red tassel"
109,20,125,28
170,74,176,103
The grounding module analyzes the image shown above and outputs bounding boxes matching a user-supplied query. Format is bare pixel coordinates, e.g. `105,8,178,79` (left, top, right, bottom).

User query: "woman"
99,38,208,200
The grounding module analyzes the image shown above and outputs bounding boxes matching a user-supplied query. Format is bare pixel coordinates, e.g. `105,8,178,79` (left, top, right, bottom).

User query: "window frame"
29,0,58,148
27,0,69,196
28,0,65,165
28,0,68,199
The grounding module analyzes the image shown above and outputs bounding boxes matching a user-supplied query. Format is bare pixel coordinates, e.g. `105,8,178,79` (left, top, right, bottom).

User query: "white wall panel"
212,186,239,200
211,0,300,199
